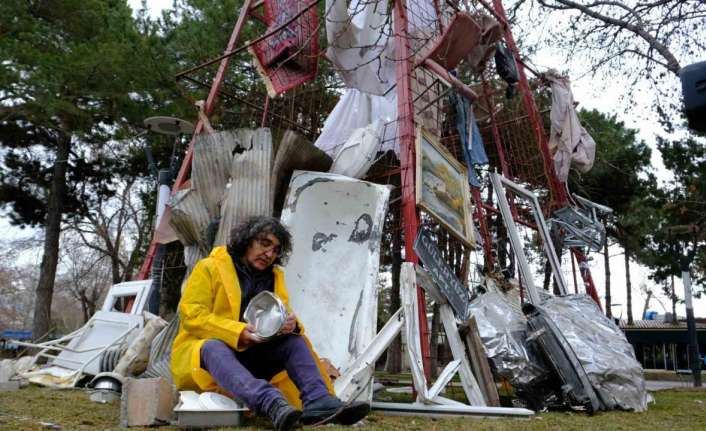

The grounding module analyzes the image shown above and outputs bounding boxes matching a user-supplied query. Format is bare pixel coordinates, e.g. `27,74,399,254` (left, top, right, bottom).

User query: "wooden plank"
459,317,501,406
439,304,486,406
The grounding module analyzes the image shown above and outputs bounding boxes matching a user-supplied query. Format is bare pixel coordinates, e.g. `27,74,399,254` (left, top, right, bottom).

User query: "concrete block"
120,377,177,427
0,381,21,392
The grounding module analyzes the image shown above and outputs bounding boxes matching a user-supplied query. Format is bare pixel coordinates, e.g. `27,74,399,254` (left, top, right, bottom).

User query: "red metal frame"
394,0,432,380
137,0,256,280
136,3,603,378
487,0,602,309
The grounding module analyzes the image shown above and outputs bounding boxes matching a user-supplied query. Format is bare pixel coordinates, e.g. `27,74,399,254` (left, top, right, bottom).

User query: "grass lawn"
1,386,705,430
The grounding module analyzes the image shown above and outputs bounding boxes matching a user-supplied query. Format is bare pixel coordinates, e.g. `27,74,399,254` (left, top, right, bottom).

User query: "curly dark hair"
227,216,293,266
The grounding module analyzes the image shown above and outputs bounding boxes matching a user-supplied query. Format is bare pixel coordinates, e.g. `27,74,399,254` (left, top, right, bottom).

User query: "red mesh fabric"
249,0,319,96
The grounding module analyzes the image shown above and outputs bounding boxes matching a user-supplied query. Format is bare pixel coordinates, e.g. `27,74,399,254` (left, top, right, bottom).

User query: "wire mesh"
172,0,570,296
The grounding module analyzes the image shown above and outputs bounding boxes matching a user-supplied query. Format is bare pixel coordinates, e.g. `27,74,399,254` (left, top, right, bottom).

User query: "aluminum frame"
489,172,568,303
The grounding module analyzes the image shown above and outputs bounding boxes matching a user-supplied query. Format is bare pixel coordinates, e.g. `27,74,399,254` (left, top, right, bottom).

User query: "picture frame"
415,126,475,247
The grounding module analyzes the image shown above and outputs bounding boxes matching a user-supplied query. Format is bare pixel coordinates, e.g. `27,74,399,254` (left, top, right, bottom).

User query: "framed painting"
415,126,475,247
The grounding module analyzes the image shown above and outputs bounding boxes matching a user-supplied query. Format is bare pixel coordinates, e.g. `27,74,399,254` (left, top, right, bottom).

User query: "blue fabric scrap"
449,91,489,187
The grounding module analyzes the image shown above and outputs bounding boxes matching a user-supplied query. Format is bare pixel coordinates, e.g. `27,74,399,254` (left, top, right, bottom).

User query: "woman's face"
242,232,281,271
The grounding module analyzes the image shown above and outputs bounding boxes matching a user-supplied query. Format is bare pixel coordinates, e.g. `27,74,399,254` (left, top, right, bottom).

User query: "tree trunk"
80,291,90,324
604,239,612,318
642,291,652,320
671,273,677,323
543,259,552,292
32,135,70,341
625,249,634,325
385,210,402,373
111,259,121,284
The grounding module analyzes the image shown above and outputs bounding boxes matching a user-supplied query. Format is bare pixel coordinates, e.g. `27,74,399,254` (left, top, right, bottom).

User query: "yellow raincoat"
170,246,333,408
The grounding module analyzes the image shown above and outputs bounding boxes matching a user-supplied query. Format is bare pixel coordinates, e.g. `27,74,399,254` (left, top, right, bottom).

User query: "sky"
4,0,702,319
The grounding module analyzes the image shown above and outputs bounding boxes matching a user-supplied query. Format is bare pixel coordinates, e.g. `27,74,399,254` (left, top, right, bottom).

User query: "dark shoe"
266,398,302,431
301,395,370,425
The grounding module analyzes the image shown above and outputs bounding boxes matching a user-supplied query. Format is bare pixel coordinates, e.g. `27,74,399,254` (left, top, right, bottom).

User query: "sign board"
413,228,470,320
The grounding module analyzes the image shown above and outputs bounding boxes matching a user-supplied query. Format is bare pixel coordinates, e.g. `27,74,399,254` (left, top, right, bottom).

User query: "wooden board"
459,317,500,406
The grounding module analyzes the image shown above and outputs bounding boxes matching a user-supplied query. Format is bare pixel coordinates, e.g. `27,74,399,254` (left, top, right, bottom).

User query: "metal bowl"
243,291,288,340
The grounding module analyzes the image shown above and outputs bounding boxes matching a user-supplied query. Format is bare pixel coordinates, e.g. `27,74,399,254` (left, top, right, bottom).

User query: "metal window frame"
489,172,568,304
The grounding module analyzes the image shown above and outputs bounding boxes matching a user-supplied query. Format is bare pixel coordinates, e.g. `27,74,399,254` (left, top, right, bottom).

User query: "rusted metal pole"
138,0,256,280
491,0,602,309
394,0,431,380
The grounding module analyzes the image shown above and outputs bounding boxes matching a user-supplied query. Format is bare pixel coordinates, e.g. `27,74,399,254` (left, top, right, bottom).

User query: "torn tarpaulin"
545,70,596,182
249,0,319,96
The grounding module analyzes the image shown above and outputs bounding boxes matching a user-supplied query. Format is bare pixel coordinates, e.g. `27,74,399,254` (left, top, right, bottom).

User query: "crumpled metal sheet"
192,130,242,220
168,188,210,255
271,130,332,217
215,128,273,246
541,295,651,411
468,292,547,387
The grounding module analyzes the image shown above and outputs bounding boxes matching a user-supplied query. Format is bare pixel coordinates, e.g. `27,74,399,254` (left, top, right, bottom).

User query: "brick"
120,377,177,427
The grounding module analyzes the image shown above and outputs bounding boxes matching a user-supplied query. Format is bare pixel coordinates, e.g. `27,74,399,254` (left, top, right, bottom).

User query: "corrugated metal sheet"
280,171,391,402
192,130,243,220
168,188,210,255
215,128,274,246
271,130,332,217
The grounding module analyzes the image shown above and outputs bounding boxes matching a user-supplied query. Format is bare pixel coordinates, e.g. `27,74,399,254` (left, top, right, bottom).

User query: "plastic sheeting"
317,0,440,159
325,0,394,95
541,295,651,412
467,292,547,387
314,89,397,159
546,71,596,182
329,120,383,178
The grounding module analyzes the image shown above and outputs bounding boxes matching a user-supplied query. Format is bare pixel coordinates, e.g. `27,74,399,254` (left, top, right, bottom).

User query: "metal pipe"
394,0,431,381
422,59,478,101
681,255,702,387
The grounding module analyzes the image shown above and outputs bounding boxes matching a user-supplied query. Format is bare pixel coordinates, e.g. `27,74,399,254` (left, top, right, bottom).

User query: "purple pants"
200,335,329,413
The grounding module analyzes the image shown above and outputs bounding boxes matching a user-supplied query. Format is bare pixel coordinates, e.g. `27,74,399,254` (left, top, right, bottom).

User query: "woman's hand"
238,324,263,348
279,313,297,335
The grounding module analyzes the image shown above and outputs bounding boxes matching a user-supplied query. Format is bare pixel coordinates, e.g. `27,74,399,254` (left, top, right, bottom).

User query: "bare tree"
512,0,705,123
55,236,113,324
68,178,153,284
0,244,39,331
